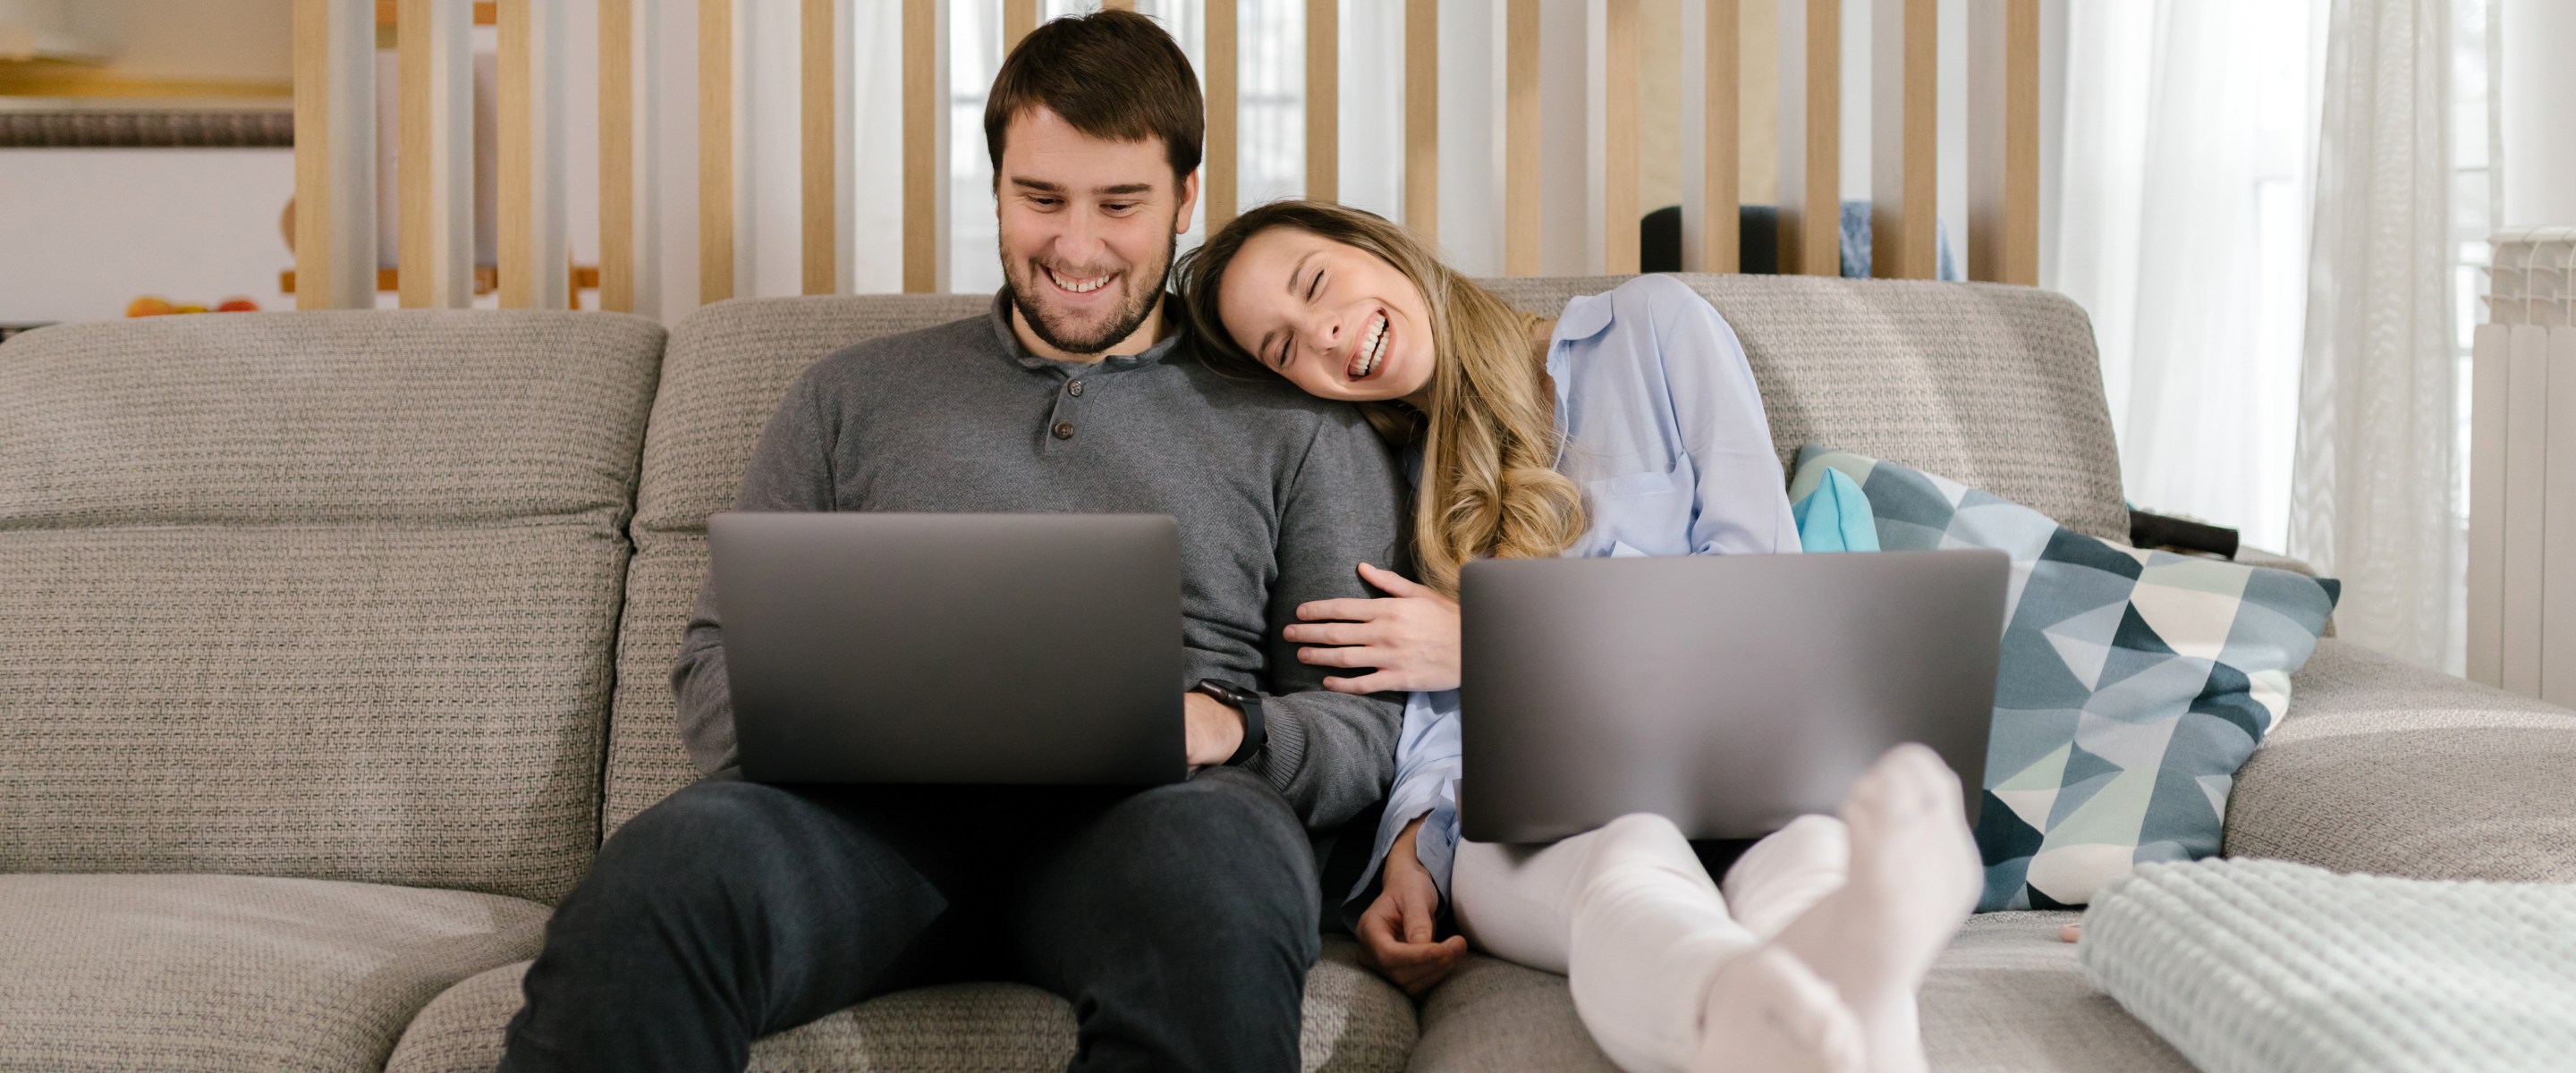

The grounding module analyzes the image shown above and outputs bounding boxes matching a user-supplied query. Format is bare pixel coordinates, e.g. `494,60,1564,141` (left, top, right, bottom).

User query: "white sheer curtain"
2046,1,2328,555
2289,0,2459,668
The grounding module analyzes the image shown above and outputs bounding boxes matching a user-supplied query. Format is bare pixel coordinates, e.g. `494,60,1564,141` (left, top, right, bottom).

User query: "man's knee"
597,780,817,877
1080,770,1318,936
580,780,934,925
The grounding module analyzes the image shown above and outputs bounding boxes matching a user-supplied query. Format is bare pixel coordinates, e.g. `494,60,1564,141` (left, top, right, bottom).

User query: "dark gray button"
1066,379,1085,397
1052,421,1076,440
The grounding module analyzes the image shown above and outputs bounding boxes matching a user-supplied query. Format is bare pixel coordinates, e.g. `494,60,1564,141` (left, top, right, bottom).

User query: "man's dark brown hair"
984,9,1204,182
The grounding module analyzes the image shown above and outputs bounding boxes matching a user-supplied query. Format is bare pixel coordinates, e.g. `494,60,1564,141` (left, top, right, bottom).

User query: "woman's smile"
1348,310,1391,382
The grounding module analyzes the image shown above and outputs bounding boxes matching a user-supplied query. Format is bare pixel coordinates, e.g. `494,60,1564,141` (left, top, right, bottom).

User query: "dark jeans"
497,767,1320,1073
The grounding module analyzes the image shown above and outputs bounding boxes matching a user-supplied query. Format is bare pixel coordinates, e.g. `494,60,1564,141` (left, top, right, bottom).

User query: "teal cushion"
1789,467,1879,553
1790,445,2340,911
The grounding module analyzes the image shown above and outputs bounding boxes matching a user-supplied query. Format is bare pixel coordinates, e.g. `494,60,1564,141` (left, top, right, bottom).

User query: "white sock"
1767,745,1982,1073
1692,945,1868,1073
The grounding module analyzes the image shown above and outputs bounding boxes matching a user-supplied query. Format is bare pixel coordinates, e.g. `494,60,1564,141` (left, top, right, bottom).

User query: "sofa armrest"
2224,638,2576,883
2231,545,2316,577
2231,545,2331,636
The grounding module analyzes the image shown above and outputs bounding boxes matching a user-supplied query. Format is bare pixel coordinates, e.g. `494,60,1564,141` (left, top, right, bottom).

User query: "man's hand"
1183,691,1246,768
1284,563,1462,694
1354,817,1467,995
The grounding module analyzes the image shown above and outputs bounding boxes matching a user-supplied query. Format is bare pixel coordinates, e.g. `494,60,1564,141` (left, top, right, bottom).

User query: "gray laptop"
1459,548,2006,844
708,511,1185,787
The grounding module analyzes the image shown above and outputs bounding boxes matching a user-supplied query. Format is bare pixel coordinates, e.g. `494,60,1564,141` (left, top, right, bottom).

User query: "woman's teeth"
1047,266,1112,293
1348,312,1388,380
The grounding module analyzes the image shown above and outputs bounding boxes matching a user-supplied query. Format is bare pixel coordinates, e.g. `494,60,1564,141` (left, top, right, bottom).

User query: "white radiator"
2468,228,2576,700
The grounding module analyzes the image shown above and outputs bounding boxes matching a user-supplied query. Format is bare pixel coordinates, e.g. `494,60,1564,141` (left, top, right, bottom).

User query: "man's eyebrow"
1007,176,1065,192
1287,250,1318,296
1096,182,1154,196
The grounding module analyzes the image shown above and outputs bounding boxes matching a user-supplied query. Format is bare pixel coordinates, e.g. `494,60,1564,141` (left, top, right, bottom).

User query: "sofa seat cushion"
1407,912,2188,1073
0,873,547,1073
2227,638,2576,884
1919,912,2190,1072
386,936,1416,1072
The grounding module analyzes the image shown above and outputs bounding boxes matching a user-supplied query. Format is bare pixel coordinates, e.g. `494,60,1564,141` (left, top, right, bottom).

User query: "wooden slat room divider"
296,0,2046,313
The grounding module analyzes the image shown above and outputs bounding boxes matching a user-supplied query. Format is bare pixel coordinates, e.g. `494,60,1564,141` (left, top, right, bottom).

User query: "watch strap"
1224,690,1266,766
1196,679,1267,767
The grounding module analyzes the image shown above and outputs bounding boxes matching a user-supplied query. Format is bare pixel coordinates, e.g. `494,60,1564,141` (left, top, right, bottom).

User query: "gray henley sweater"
673,291,1411,829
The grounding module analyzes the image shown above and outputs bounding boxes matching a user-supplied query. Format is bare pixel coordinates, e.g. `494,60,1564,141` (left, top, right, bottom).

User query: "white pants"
1452,813,1852,1073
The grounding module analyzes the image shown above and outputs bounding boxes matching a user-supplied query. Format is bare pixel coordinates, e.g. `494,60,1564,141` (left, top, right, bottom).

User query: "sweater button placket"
1045,376,1085,452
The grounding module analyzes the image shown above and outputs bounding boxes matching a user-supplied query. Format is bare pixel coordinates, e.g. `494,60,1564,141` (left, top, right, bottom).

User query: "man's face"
996,106,1199,357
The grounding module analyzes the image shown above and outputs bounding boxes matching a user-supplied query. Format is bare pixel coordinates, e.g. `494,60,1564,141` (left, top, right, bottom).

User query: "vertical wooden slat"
699,0,733,303
1870,0,1936,278
1968,0,2038,284
902,0,937,292
1207,0,1238,231
1305,0,1335,202
801,0,836,295
1102,0,1135,10
600,0,634,312
1504,0,1540,275
496,0,567,309
1777,0,1838,276
1602,0,1639,274
293,0,334,310
399,0,476,305
1402,0,1436,241
1692,0,1740,272
1003,0,1037,54
397,0,436,306
499,0,534,307
294,0,376,309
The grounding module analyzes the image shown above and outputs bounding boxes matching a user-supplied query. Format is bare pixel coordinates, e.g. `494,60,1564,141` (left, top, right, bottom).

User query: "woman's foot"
1694,945,1867,1073
1769,745,1982,1073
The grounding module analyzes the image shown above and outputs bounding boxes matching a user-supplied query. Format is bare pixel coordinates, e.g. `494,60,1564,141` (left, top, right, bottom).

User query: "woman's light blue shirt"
1352,274,1799,913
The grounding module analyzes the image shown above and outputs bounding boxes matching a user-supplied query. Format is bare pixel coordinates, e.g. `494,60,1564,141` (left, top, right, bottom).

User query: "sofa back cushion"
0,311,664,903
603,278,2126,830
1479,275,2128,544
607,295,990,832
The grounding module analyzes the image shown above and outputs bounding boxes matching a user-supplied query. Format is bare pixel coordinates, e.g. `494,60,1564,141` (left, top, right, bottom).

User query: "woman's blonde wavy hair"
1176,199,1586,596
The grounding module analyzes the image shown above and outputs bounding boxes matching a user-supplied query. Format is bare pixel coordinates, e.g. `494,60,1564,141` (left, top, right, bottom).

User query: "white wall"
2498,0,2576,226
0,149,298,322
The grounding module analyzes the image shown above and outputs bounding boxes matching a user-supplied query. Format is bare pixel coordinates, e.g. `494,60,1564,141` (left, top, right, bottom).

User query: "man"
496,12,1407,1073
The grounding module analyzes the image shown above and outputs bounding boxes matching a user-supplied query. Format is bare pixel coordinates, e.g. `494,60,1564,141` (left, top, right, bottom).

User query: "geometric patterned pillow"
1791,446,2340,911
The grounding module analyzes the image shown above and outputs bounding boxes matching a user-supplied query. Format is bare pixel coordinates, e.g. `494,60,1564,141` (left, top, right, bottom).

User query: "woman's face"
1214,227,1436,405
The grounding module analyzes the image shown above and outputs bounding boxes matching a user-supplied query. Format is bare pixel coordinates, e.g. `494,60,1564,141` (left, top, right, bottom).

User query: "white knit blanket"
2080,858,2576,1073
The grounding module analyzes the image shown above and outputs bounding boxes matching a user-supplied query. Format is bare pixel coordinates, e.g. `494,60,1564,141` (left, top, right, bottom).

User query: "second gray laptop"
1460,548,2007,844
709,511,1185,787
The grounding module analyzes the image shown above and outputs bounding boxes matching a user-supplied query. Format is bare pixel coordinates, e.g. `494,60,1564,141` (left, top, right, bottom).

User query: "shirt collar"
987,288,1188,375
1551,291,1618,344
1542,291,1615,470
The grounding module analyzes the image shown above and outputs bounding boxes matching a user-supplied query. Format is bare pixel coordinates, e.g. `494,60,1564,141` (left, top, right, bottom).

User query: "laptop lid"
1459,548,2004,843
709,511,1185,787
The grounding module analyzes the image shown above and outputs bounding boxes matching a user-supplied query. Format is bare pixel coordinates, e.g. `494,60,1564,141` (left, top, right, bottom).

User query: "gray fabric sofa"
3,276,2568,1073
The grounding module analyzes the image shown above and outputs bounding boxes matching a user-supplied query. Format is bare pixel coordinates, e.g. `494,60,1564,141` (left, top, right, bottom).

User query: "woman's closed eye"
1265,272,1325,368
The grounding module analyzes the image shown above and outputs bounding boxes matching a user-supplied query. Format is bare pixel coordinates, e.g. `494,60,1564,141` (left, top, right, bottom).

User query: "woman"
1176,200,1982,1073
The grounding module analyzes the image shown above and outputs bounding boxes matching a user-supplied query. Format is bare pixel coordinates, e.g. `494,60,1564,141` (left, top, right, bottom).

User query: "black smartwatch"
1191,678,1267,766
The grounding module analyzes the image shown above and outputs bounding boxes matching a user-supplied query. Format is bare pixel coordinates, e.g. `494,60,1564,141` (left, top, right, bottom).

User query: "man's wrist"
1191,679,1267,765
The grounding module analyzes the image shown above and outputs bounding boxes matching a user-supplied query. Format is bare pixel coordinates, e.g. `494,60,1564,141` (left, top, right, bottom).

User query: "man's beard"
1003,231,1178,356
